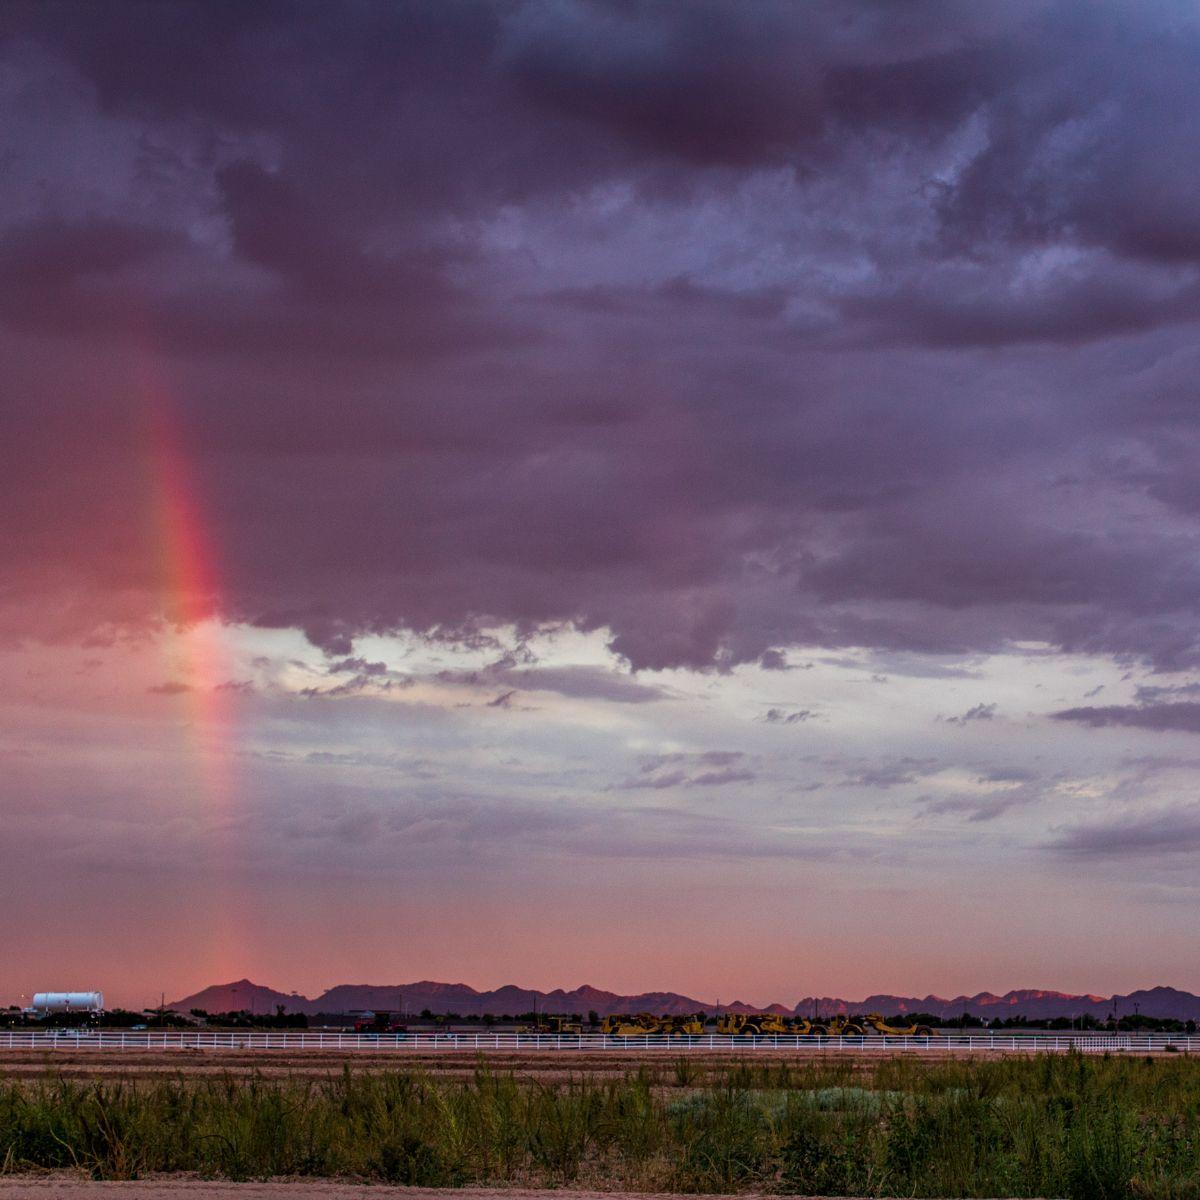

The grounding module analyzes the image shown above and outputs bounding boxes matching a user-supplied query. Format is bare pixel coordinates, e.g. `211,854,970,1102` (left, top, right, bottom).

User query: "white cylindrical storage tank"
32,992,104,1013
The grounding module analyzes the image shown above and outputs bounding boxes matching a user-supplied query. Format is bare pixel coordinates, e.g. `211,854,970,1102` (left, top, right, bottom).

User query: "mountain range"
169,980,1200,1021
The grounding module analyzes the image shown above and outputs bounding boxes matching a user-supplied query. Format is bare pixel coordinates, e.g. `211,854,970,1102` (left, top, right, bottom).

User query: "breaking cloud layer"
6,621,1200,1002
4,1,1200,670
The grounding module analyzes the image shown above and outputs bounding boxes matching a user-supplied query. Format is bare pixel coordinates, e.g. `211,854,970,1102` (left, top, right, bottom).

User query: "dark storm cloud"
938,6,1200,268
502,0,1017,167
6,2,1200,671
841,258,1200,349
0,206,503,363
0,217,182,336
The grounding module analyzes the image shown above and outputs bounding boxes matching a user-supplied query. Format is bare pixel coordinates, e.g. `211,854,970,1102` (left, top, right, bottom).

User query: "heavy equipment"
601,1013,660,1036
717,1012,795,1036
354,1010,407,1033
822,1015,866,1036
660,1013,705,1037
521,1015,582,1034
862,1013,934,1037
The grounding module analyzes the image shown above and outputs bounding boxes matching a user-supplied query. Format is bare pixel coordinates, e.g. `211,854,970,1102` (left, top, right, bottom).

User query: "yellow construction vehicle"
862,1013,934,1037
601,1013,659,1036
787,1017,821,1036
659,1013,705,1037
822,1015,866,1036
717,1012,794,1036
520,1015,582,1034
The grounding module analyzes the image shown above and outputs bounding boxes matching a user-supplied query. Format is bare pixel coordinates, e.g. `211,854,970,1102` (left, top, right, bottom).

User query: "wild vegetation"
1,1052,1198,1196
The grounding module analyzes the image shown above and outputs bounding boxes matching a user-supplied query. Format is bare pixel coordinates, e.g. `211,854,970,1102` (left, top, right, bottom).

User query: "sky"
4,0,1200,1011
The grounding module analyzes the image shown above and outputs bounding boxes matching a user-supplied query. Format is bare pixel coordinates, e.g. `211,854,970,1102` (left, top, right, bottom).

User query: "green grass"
2,1053,1200,1195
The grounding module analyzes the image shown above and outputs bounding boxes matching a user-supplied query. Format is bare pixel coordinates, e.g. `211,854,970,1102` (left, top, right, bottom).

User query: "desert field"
1,1047,1197,1196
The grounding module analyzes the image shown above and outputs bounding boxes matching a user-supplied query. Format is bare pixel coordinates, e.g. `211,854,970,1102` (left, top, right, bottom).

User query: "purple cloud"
618,750,755,790
841,758,940,789
498,666,670,704
946,703,998,726
763,709,815,725
1052,703,1200,734
1050,808,1200,858
4,2,1200,675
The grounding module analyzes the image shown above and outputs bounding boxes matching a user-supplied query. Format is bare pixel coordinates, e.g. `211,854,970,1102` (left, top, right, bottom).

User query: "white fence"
0,1030,1194,1053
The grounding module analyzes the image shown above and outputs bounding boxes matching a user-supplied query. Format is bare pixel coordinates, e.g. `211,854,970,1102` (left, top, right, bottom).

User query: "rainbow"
137,358,248,983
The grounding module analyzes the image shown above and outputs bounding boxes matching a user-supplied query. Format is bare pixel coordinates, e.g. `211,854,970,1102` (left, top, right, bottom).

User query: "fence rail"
0,1030,1194,1053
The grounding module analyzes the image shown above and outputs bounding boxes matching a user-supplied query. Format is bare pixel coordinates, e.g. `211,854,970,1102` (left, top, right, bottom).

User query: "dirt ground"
0,1044,1054,1083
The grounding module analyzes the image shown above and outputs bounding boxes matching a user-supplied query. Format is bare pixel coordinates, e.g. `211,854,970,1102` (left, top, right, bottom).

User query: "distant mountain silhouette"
171,979,728,1018
169,979,1200,1021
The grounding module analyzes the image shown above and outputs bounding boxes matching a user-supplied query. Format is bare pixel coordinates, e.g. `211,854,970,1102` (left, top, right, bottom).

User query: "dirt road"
0,1185,790,1200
